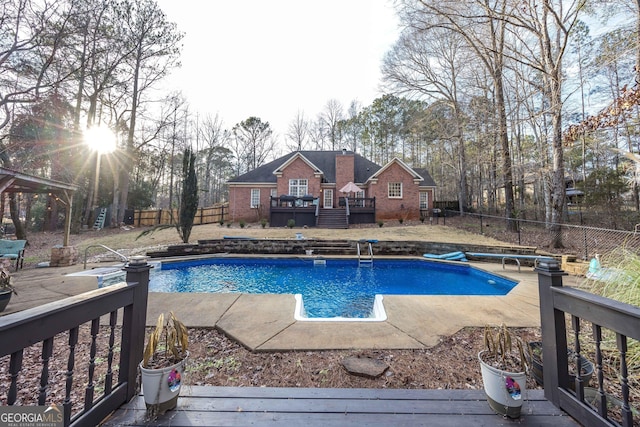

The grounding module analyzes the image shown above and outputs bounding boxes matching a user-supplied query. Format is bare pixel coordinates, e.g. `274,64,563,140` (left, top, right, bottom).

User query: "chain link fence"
443,211,640,260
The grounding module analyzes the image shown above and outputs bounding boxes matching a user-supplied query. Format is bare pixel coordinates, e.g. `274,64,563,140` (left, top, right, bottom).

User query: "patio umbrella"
339,181,363,194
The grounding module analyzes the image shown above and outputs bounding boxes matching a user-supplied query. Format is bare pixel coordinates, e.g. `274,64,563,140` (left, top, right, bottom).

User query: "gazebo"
0,167,78,247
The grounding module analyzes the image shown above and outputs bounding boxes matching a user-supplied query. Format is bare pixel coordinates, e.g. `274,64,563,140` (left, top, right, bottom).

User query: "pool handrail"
465,252,555,272
84,244,129,269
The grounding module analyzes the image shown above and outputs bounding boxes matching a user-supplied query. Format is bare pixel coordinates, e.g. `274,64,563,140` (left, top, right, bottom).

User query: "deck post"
536,259,568,406
120,257,152,401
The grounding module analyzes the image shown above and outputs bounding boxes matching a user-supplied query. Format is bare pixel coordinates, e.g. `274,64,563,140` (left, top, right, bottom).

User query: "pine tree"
178,148,198,243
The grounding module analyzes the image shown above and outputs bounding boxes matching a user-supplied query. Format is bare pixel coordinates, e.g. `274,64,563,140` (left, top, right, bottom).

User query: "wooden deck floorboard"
102,387,579,426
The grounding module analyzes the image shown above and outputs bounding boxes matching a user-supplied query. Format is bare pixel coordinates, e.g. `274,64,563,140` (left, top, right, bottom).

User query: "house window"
388,182,402,198
270,188,277,198
419,191,429,209
289,179,308,197
250,189,260,208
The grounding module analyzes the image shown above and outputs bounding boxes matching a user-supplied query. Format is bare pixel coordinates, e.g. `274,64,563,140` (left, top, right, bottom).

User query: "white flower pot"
140,352,188,414
478,350,526,418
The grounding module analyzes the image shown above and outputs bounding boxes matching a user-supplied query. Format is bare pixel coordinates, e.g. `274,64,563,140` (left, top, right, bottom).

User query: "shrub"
239,220,246,228
377,220,384,228
399,218,404,224
260,218,268,228
287,219,295,229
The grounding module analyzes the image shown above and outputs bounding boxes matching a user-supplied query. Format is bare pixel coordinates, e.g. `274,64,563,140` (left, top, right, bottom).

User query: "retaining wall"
147,239,541,260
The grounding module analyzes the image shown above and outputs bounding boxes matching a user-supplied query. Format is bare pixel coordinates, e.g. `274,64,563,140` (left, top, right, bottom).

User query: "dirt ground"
183,326,543,390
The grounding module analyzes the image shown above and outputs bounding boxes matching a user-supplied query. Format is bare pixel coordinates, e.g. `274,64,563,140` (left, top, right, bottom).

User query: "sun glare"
84,126,117,154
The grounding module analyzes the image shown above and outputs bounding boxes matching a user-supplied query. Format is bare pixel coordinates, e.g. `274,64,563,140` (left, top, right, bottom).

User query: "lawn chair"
0,239,27,270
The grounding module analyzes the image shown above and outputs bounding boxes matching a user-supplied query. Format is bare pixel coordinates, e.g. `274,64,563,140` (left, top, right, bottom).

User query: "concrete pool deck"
2,257,581,351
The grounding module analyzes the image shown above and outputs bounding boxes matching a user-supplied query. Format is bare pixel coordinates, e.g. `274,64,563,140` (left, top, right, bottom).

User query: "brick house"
227,150,436,228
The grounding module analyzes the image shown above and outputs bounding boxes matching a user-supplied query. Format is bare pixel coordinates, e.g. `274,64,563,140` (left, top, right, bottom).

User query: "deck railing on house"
269,196,318,227
0,260,152,427
537,260,639,427
338,196,376,210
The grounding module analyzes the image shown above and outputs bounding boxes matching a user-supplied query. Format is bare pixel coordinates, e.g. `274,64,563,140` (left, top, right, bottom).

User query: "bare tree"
198,113,232,205
320,99,344,150
308,118,328,151
0,0,74,131
340,100,363,153
285,110,309,151
231,117,275,173
383,25,471,212
505,0,585,246
112,0,183,224
390,0,517,227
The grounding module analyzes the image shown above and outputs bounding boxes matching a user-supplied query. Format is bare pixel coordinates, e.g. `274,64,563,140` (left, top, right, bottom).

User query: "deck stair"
316,208,348,229
357,240,373,266
93,207,107,230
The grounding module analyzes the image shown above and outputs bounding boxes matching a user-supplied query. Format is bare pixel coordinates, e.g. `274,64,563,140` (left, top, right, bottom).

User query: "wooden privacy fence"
132,203,228,227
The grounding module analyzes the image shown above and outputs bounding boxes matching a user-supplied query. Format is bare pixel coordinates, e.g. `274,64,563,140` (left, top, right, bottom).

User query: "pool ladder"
357,241,374,267
83,244,129,269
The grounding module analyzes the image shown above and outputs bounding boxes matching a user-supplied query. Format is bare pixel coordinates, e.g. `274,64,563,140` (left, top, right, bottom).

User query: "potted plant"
478,324,528,418
0,265,16,312
140,312,189,416
526,341,594,388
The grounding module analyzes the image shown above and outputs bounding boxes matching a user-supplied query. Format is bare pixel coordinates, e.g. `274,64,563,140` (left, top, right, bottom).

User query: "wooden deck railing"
338,196,375,210
537,260,640,427
0,260,152,427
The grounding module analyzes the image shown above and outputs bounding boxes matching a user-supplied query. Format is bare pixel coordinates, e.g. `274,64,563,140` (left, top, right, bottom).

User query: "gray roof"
228,151,383,184
412,167,437,187
228,151,437,187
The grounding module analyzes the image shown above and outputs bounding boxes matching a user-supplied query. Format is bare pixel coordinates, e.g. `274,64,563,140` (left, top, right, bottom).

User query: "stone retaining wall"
50,246,79,267
147,239,540,260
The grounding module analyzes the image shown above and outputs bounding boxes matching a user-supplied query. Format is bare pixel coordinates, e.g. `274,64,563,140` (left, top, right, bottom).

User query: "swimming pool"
149,258,517,319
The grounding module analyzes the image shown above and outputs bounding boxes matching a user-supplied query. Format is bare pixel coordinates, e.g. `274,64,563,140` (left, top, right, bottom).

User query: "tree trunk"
494,71,516,231
0,153,26,239
543,3,566,248
118,47,142,225
8,194,26,240
457,136,468,213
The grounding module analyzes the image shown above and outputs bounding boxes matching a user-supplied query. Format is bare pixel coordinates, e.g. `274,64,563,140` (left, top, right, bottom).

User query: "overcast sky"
155,0,400,141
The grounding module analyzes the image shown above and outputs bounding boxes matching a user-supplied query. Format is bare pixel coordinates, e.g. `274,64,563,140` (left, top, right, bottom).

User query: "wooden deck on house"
102,386,579,426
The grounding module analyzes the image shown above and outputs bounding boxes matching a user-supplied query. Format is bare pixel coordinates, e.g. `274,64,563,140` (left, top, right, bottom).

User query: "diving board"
465,252,555,272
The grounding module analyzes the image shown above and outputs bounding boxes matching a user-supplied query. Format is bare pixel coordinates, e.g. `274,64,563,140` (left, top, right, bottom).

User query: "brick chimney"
335,150,355,192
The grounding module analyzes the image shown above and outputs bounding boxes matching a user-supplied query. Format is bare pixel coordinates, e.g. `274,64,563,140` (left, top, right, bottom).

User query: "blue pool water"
149,258,517,319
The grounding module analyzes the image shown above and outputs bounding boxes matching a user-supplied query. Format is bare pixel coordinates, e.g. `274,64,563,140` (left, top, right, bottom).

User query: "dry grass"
59,221,506,262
